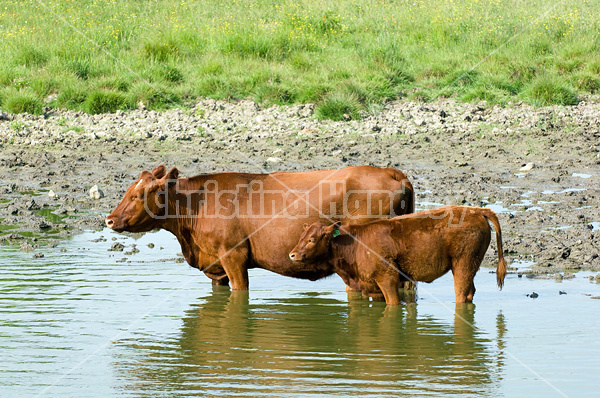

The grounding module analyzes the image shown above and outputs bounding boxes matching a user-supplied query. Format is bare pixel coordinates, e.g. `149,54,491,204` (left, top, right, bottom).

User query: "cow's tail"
482,208,507,290
390,169,414,215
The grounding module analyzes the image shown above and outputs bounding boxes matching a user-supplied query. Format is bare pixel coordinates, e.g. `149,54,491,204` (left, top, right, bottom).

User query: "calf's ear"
325,222,345,238
152,165,167,179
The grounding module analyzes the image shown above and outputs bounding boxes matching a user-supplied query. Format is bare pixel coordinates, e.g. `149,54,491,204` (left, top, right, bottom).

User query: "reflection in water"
115,289,502,397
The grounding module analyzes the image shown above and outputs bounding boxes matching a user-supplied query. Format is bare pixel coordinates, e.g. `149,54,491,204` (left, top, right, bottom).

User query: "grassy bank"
0,0,598,118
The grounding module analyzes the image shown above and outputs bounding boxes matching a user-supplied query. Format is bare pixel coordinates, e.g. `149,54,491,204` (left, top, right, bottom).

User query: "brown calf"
289,206,507,305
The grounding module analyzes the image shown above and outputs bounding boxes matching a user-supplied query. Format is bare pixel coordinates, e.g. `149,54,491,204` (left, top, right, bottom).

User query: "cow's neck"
160,179,204,268
329,234,359,272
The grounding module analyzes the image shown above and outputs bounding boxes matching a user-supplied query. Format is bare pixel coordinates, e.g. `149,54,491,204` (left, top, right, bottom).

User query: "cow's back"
239,166,412,279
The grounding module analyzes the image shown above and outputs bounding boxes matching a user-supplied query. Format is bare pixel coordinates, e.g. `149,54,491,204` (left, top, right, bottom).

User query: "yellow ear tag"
332,229,341,238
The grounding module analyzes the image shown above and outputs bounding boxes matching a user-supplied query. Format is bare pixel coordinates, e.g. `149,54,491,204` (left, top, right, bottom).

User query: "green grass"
0,0,598,117
2,90,43,115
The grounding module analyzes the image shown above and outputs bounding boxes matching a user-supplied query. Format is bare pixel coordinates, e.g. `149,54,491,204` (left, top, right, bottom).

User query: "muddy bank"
0,98,598,272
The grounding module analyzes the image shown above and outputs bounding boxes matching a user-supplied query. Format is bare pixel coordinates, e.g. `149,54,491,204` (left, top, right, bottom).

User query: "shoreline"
1,98,599,272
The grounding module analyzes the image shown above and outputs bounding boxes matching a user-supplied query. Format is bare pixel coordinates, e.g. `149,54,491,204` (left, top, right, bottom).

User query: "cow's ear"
152,165,166,179
303,223,310,230
164,167,179,188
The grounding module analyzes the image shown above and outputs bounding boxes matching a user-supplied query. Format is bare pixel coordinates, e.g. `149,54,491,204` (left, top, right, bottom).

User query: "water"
1,230,600,397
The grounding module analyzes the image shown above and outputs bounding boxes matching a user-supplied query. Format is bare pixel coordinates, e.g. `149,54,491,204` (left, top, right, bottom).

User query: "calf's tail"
482,209,507,290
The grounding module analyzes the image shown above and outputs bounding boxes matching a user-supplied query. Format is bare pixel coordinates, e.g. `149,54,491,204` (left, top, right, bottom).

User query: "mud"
0,98,598,272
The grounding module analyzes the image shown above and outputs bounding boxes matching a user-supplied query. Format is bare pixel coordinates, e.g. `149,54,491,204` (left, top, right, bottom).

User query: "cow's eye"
307,239,314,244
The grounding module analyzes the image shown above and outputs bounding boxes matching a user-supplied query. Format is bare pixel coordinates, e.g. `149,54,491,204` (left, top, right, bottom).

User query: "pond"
1,229,599,397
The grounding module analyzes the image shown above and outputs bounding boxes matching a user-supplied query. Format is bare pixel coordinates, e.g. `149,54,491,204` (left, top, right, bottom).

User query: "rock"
266,157,282,163
48,190,57,198
559,291,567,295
33,253,44,259
519,163,534,172
20,242,35,252
554,273,563,281
108,242,125,252
527,292,539,298
372,125,382,132
413,119,426,127
89,185,104,200
147,243,155,249
25,199,40,210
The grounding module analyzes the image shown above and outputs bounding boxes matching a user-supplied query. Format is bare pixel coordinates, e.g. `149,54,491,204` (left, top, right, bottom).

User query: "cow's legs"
466,281,476,302
219,247,249,290
376,276,400,305
212,276,230,286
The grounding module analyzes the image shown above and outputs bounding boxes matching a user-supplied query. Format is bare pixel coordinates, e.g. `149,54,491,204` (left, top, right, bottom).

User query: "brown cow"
106,165,414,290
289,206,507,305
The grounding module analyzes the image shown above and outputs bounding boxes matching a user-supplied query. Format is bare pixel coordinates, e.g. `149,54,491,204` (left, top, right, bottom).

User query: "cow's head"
289,221,341,263
105,165,179,233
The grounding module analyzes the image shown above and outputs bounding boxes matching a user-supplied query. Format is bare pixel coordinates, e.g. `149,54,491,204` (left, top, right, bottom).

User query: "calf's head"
289,222,341,263
105,165,179,233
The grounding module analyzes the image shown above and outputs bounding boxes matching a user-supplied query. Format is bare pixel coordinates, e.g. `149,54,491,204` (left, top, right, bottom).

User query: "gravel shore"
1,98,598,272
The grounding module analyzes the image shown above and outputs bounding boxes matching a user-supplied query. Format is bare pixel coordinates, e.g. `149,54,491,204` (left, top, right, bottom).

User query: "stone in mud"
20,241,35,252
519,163,535,172
108,242,125,252
48,190,57,198
89,185,104,200
33,253,44,259
554,273,563,281
25,199,40,211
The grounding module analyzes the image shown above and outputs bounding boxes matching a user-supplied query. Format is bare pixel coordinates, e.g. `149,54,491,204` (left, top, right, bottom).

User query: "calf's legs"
452,259,478,303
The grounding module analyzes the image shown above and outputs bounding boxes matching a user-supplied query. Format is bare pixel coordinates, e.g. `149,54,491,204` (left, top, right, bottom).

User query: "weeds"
3,91,43,115
522,76,579,106
0,0,596,118
82,90,131,114
315,93,360,121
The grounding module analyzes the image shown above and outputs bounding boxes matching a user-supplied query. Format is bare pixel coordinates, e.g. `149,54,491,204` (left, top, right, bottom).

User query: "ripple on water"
1,229,600,396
